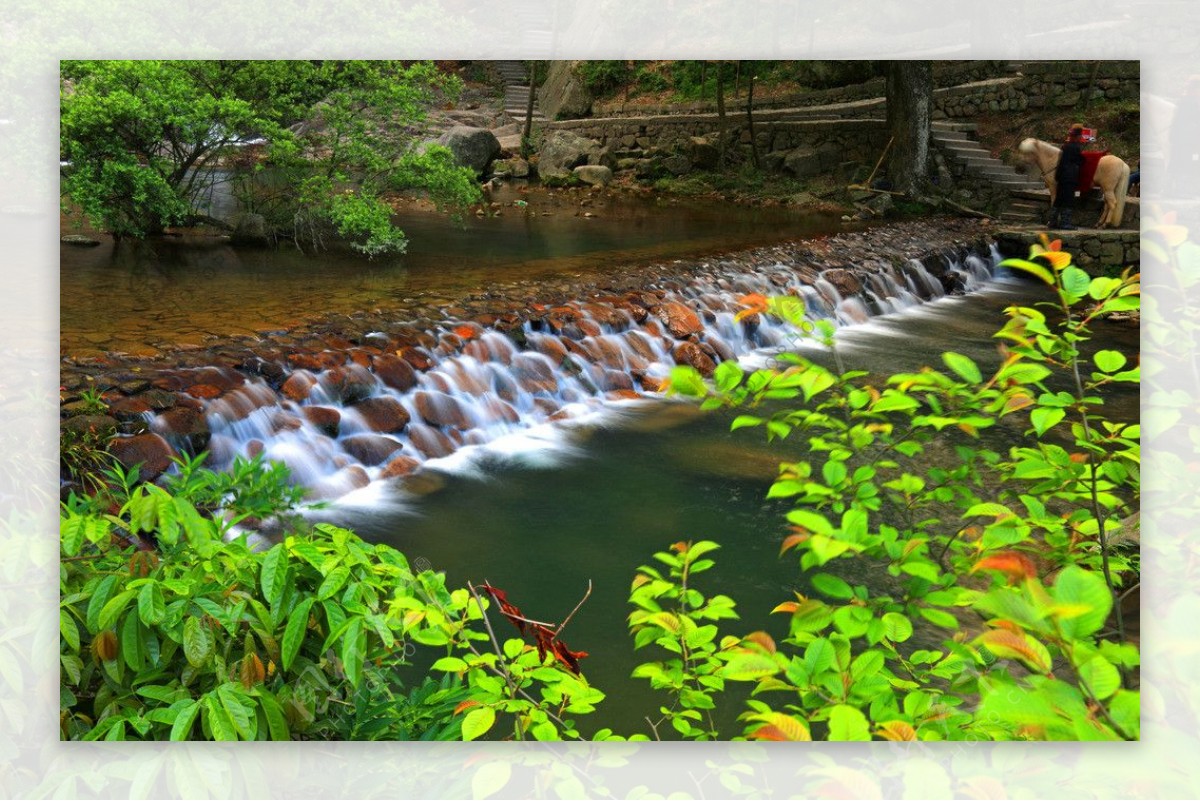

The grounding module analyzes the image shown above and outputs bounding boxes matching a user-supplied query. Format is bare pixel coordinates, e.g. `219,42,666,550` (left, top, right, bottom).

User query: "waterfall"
149,246,999,502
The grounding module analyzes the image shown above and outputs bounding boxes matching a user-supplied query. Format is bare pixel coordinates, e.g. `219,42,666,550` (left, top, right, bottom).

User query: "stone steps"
931,124,1046,194
493,59,546,123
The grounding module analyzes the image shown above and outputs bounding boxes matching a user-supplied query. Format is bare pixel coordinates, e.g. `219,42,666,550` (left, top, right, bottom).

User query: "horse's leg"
1100,187,1117,228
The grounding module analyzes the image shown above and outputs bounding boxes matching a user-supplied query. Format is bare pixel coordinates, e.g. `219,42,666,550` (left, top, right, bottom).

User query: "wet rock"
341,434,403,466
511,352,559,394
302,406,341,437
380,455,421,479
352,396,410,434
372,353,418,392
109,433,176,480
118,379,151,395
655,301,702,338
401,468,447,496
308,465,372,500
61,414,118,438
61,234,102,247
408,425,455,459
281,371,318,401
821,268,862,297
156,406,211,452
106,395,152,421
413,390,469,428
537,130,600,180
673,341,717,377
319,363,376,404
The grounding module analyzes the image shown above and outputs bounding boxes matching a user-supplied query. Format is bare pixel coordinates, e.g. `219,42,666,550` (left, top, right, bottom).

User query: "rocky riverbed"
61,216,1000,499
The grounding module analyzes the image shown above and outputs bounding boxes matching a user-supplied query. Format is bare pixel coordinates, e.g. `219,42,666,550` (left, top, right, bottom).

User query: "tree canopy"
60,60,482,255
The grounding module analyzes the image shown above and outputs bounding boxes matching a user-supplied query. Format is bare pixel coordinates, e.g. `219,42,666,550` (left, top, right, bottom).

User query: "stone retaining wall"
994,227,1139,272
933,62,1139,120
590,60,1010,119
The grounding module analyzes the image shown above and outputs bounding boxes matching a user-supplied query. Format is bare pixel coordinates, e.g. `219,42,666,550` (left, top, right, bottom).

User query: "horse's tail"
1113,161,1130,227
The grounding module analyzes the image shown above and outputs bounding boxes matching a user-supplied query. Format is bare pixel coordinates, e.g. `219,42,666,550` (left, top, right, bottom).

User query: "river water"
60,196,1138,739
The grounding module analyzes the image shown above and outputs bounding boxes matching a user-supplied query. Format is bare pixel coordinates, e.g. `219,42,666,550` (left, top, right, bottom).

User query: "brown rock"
673,342,716,376
60,414,118,438
281,371,318,402
372,353,418,392
821,268,862,297
156,406,211,451
511,352,558,394
352,396,410,433
140,389,178,411
341,434,403,466
655,301,703,338
319,363,376,404
302,406,341,437
399,347,432,371
380,454,421,479
413,390,469,428
109,433,176,481
185,383,223,399
106,395,152,421
408,425,455,459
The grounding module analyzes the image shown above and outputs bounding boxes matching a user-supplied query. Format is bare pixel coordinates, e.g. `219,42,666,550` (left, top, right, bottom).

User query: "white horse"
1017,138,1131,228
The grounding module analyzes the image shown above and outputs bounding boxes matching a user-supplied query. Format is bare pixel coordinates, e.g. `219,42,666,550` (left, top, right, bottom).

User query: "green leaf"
785,509,833,537
137,582,165,626
259,545,288,610
1108,690,1140,739
60,610,80,652
1075,647,1121,701
1093,350,1127,374
918,607,959,630
169,700,201,741
340,617,365,689
471,761,513,800
203,694,237,741
1030,407,1065,436
98,589,137,632
713,360,744,392
942,352,981,384
1060,266,1091,297
720,653,780,681
1088,276,1123,300
281,597,314,672
61,514,85,556
256,690,290,740
1000,258,1054,286
731,415,763,431
668,365,707,397
431,656,468,672
1053,566,1112,638
882,612,913,643
462,706,496,741
217,683,256,740
120,611,143,672
828,704,871,741
183,616,213,668
85,575,119,634
810,573,854,600
822,460,847,486
803,638,836,675
317,565,351,601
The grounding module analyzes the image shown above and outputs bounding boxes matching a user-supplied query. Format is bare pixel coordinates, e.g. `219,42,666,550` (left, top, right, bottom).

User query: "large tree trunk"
522,61,537,159
885,61,933,195
715,62,727,170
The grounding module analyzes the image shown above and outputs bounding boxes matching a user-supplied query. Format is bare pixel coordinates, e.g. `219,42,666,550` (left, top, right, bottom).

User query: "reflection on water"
60,186,844,356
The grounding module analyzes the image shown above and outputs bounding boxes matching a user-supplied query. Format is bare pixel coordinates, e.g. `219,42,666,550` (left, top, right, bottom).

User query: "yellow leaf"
876,720,917,741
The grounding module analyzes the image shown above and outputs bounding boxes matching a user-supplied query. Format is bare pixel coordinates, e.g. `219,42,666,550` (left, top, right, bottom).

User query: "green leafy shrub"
654,237,1139,740
577,61,631,98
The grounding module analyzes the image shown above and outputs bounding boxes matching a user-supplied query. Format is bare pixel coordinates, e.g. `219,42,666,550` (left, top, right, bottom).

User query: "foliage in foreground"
60,238,1138,740
60,60,482,255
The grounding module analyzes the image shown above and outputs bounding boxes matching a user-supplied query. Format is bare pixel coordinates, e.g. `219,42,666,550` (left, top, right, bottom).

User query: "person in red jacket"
1050,124,1086,230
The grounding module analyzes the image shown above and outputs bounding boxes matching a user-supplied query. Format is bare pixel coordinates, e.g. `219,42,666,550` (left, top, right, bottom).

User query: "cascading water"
148,246,1003,503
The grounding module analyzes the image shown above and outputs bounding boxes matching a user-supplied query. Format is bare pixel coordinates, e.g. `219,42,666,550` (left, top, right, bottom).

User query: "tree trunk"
522,61,537,159
715,62,727,171
746,70,759,170
885,61,933,195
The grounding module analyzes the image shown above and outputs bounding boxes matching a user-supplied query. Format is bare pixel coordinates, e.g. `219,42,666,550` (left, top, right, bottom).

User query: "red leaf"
454,699,481,715
971,552,1037,583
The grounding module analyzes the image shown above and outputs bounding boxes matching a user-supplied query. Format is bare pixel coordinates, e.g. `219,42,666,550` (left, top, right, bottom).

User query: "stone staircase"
930,120,1049,223
493,60,546,124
